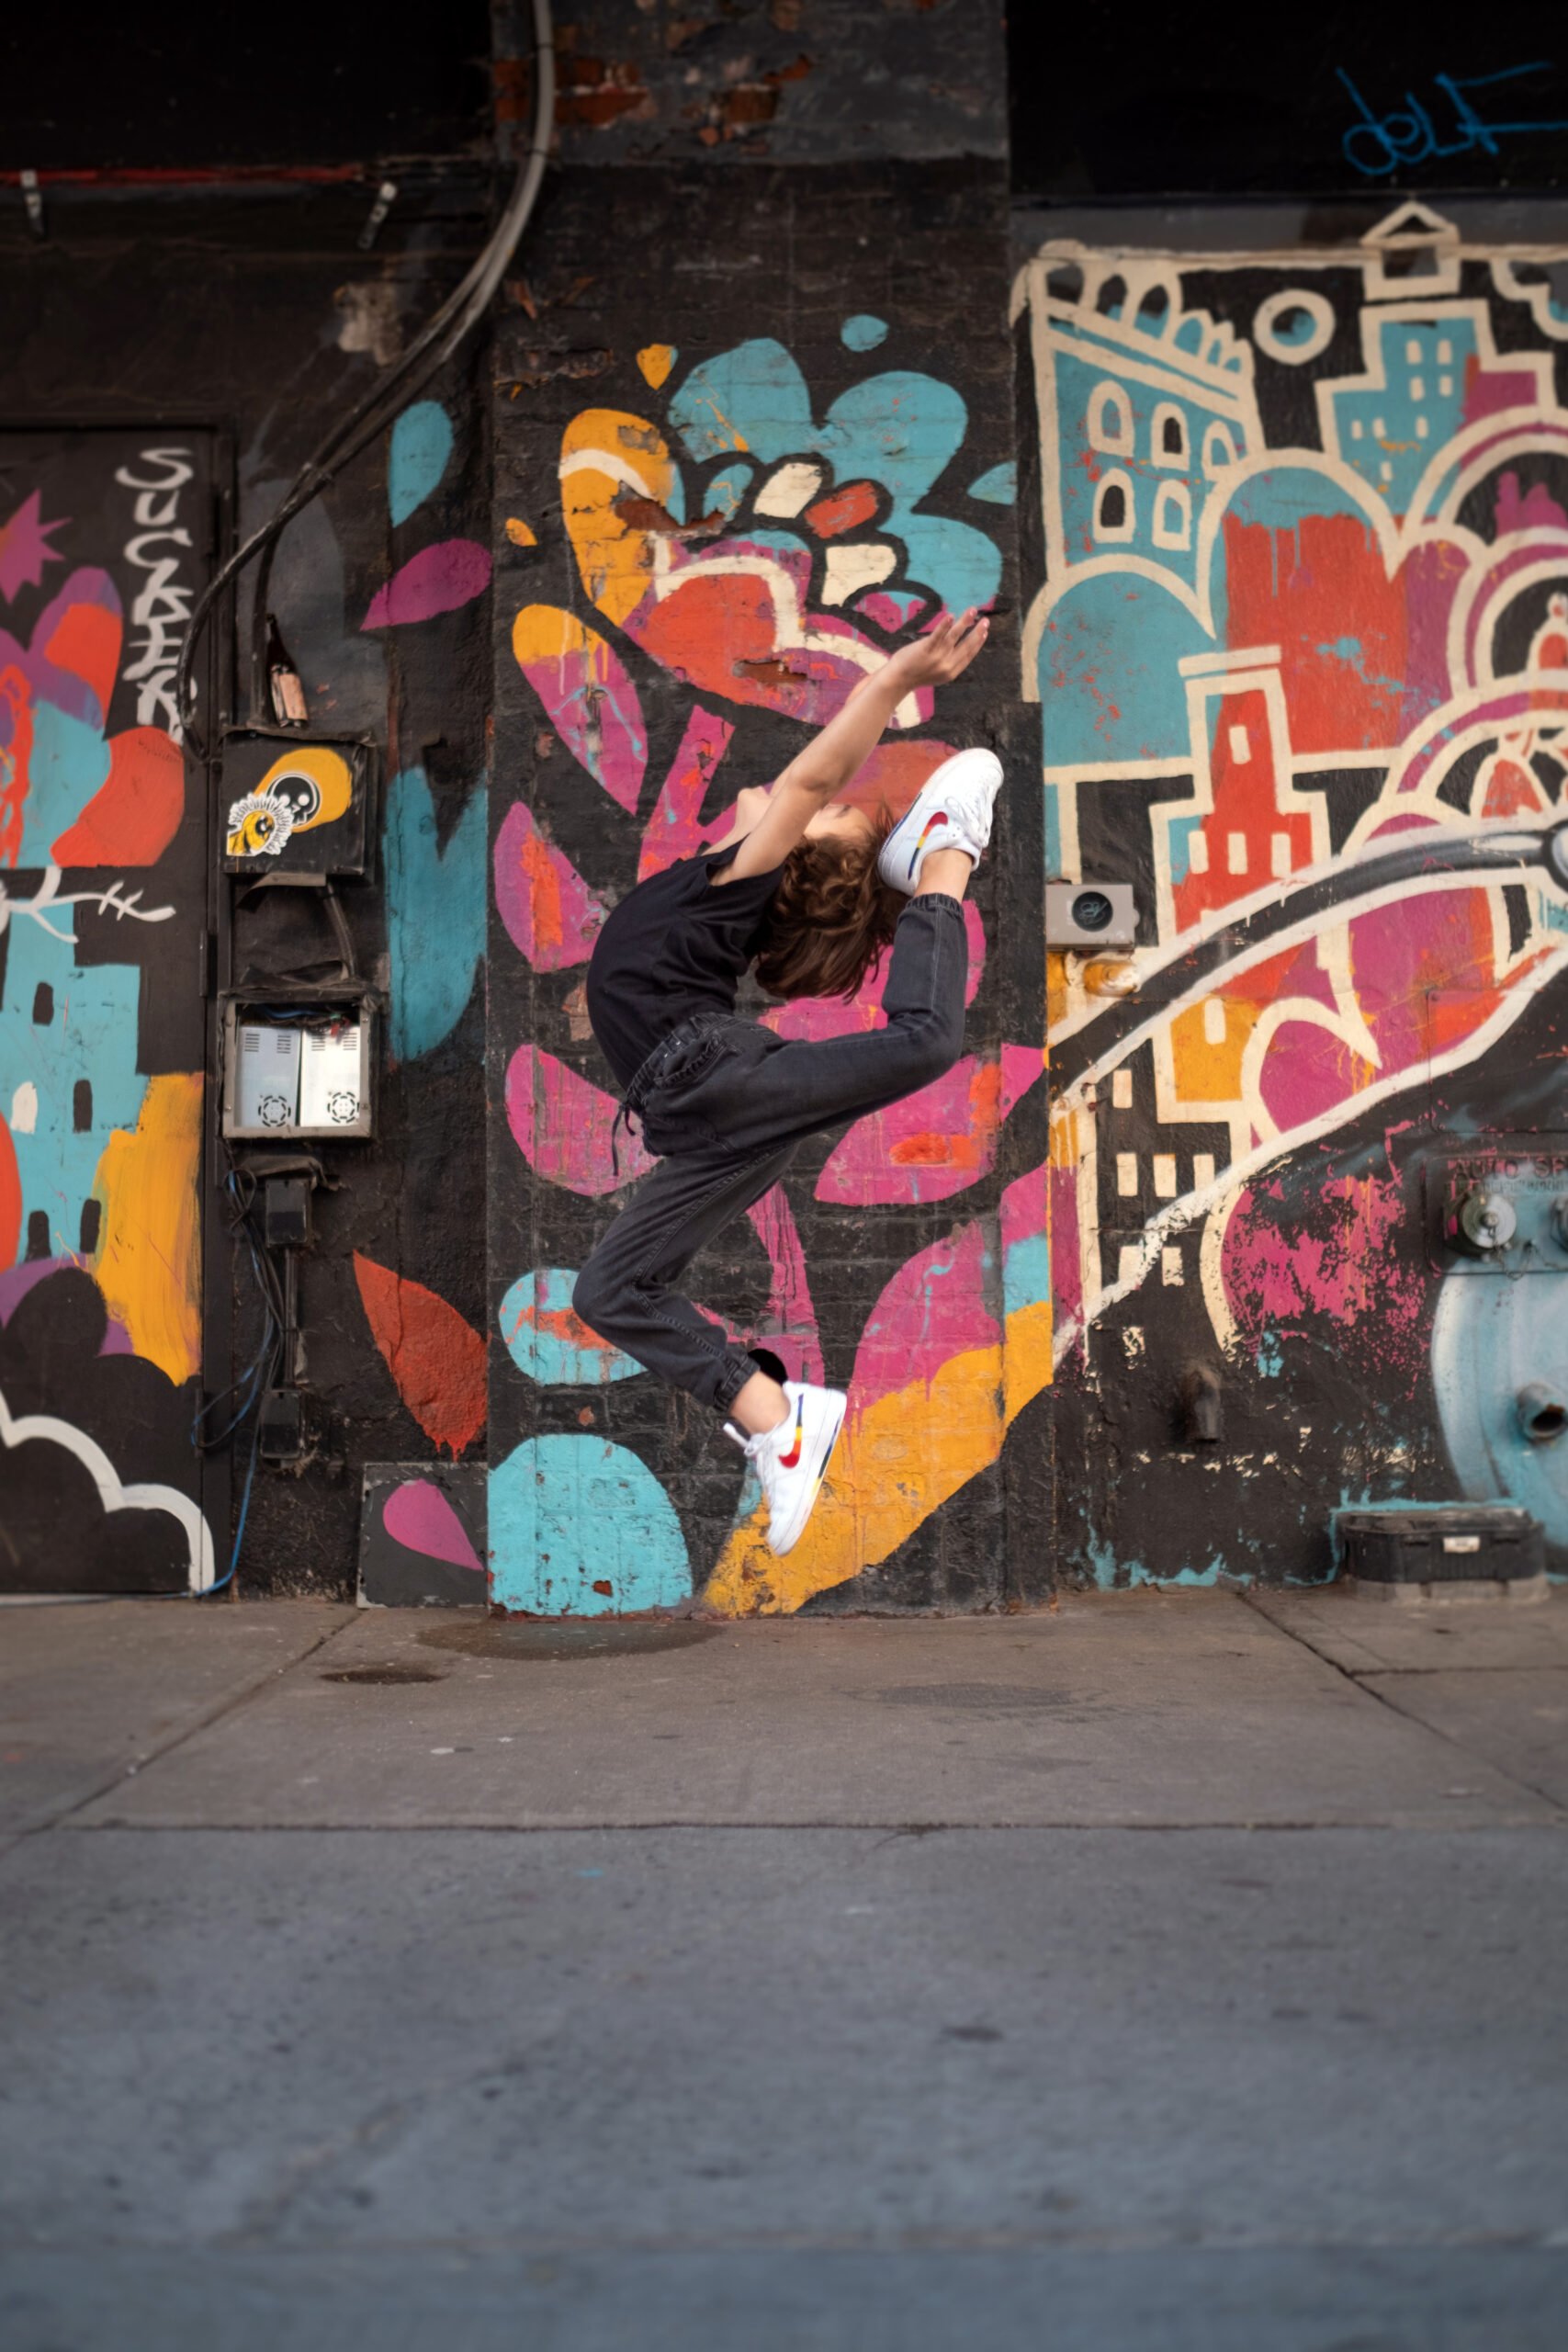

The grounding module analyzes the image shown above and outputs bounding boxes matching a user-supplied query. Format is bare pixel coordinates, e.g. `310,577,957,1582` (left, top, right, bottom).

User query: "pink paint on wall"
382,1478,485,1572
1047,1159,1083,1331
505,1045,655,1196
745,1184,824,1385
1000,1165,1045,1251
513,612,647,813
852,1220,998,1404
1256,1020,1378,1136
1222,1171,1428,1371
815,1044,1040,1206
362,539,491,628
1493,470,1568,536
637,706,735,879
494,799,608,970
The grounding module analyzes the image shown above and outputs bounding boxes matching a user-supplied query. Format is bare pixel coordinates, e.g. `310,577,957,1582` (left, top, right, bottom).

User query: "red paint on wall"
353,1251,487,1458
51,727,185,866
41,595,120,723
1223,510,1408,754
804,480,880,539
0,664,34,866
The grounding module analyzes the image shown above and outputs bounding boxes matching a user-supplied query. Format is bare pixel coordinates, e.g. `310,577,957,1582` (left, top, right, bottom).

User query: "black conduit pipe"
174,0,557,757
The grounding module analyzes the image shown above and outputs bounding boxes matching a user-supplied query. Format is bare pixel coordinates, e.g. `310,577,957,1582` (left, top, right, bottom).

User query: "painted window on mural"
1093,470,1134,540
1152,401,1189,467
1152,479,1192,548
1201,420,1240,476
1088,380,1134,454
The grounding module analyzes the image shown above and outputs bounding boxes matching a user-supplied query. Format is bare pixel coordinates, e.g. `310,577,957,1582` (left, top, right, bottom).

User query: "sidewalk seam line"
6,1610,359,1849
1238,1589,1568,1818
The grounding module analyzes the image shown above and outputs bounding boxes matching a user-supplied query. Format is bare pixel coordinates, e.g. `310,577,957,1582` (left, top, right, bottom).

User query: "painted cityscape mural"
1020,203,1568,1581
0,433,214,1592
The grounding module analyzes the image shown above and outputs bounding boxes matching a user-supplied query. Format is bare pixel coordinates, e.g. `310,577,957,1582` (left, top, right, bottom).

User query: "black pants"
573,892,967,1414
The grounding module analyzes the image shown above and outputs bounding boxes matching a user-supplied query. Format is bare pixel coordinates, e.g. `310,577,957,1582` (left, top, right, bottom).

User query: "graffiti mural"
1018,202,1568,1581
490,311,1046,1615
0,432,215,1592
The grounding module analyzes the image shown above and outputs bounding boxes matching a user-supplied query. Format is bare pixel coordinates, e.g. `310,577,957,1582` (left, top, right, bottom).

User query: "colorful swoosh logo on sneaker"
905,809,949,879
777,1397,805,1470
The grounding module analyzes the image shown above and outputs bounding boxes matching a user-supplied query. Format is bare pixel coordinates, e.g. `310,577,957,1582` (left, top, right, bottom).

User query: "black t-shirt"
585,843,784,1091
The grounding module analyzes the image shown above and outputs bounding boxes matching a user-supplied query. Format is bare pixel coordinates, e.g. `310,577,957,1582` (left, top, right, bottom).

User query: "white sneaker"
725,1380,847,1556
876,747,1004,896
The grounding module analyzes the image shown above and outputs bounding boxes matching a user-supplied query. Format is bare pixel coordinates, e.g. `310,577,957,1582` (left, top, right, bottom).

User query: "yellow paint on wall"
1003,1296,1053,1425
512,605,645,747
92,1070,203,1386
1050,1102,1081,1167
1045,946,1074,1035
637,344,677,390
1168,995,1258,1102
559,409,677,626
504,516,537,547
703,1300,1055,1617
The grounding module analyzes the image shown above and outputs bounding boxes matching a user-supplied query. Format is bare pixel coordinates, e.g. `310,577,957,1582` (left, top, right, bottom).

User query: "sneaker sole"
767,1396,847,1557
878,752,1004,893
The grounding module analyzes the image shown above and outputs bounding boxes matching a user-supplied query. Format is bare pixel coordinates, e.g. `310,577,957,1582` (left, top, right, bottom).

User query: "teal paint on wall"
384,765,487,1064
388,401,454,526
488,1434,691,1614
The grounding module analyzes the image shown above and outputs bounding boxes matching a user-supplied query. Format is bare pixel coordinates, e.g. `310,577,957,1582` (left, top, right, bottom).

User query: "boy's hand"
886,606,990,691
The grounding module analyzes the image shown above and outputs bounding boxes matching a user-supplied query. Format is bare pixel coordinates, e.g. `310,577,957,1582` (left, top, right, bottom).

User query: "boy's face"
803,800,874,848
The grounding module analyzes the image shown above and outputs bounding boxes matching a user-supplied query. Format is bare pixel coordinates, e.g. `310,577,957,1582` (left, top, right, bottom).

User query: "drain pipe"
1516,1385,1568,1444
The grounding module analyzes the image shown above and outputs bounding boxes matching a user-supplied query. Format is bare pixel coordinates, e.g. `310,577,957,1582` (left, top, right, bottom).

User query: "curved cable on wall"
174,0,556,756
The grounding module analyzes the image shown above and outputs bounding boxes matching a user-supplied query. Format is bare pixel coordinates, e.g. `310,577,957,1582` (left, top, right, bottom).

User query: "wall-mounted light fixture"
1046,881,1137,948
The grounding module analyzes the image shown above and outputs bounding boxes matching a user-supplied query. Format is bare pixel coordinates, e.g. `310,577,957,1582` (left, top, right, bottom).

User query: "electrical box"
258,1386,308,1463
1337,1506,1545,1585
220,728,377,880
220,993,377,1142
1045,881,1137,948
262,1176,313,1250
1423,1138,1568,1273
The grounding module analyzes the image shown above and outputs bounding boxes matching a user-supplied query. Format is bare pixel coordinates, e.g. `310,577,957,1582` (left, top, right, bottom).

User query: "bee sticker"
226,744,355,859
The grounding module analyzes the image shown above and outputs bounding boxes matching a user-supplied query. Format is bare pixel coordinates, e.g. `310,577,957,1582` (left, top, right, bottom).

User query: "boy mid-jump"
576,607,1000,1555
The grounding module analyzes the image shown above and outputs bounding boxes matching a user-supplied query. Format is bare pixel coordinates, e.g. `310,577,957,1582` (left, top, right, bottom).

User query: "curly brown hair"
751,811,903,1001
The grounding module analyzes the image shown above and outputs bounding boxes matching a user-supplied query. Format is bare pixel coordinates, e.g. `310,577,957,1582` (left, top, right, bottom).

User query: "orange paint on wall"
353,1250,487,1457
91,1071,203,1385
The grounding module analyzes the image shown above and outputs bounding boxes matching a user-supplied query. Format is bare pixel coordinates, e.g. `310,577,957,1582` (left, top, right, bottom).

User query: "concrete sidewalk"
2,1588,1566,2350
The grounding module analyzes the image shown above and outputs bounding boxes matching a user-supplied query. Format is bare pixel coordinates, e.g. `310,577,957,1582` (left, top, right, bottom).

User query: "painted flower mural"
490,320,1048,1615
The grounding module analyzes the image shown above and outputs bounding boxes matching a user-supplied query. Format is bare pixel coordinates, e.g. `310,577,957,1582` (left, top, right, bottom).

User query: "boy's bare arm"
779,608,989,801
719,609,989,881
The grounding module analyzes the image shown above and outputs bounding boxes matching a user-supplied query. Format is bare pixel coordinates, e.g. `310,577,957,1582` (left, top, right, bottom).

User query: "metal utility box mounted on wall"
219,992,377,1142
220,729,378,879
